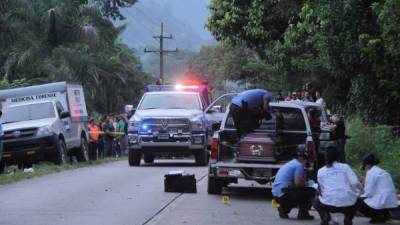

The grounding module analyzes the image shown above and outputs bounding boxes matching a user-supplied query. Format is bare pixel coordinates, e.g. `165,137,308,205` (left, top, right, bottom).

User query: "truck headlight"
37,126,53,136
191,120,204,131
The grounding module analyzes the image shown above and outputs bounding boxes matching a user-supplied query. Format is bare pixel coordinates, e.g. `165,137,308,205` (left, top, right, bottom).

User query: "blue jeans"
337,139,346,163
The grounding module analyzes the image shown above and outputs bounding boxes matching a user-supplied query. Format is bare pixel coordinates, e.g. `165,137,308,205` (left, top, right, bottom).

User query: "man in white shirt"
357,154,398,224
314,147,362,225
315,90,326,108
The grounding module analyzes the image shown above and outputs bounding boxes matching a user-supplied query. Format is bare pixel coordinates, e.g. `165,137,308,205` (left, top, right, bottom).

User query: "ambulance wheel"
53,139,67,165
76,137,89,162
207,176,223,195
128,149,141,166
143,154,154,163
195,149,208,166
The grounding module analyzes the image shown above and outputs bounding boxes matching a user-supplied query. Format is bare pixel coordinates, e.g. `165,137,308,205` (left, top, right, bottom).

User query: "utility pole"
144,22,178,85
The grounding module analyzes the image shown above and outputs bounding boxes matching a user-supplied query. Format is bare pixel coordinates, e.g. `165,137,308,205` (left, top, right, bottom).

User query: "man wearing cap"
272,146,315,220
229,89,272,137
358,154,398,224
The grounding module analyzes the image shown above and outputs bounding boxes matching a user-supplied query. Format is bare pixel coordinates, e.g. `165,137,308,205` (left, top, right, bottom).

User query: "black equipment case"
164,173,197,193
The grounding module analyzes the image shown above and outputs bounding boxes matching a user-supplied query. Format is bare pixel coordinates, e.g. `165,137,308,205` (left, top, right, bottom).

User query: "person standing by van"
102,116,115,157
118,113,128,156
88,118,100,161
357,154,398,223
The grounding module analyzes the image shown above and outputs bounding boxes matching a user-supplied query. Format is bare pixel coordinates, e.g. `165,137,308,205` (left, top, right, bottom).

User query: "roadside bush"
346,117,400,188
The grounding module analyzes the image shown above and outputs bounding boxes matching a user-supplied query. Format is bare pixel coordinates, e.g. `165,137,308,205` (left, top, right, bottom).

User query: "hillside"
116,0,214,53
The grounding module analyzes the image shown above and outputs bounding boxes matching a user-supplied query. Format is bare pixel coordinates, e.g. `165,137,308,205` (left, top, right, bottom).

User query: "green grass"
0,157,127,185
346,117,400,188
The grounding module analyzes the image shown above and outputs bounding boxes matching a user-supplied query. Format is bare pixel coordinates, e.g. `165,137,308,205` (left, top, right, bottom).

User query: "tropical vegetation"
206,0,400,125
0,0,148,114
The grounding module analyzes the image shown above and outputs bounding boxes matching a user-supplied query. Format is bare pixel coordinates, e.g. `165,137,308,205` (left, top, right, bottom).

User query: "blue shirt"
231,89,270,110
272,159,305,197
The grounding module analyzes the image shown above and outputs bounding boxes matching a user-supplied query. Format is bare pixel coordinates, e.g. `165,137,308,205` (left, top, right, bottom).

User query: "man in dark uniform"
229,89,272,137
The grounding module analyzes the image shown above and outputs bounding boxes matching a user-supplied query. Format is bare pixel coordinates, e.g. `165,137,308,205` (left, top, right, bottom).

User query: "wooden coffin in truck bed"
237,133,275,163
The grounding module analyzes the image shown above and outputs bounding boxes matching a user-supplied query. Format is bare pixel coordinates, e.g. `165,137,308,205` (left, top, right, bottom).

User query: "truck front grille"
3,128,38,140
140,118,190,133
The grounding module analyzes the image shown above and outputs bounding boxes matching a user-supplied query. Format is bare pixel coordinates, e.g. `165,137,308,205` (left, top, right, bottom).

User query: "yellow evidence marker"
221,196,230,205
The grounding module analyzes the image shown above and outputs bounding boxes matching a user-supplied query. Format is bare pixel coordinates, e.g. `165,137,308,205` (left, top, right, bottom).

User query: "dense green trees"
0,0,148,114
207,0,400,124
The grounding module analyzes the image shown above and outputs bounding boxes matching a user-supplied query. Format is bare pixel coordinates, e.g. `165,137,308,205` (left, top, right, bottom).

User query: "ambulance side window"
56,102,64,117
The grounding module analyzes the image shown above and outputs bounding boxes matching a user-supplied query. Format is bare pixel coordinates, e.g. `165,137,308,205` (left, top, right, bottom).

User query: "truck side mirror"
207,105,222,114
60,111,70,119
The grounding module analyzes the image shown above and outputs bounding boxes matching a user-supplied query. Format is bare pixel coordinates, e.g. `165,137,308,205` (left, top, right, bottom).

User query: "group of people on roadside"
282,84,326,107
87,110,133,160
273,146,398,224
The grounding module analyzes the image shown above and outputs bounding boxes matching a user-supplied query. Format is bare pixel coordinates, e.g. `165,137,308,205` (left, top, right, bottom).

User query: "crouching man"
358,154,398,224
272,147,315,220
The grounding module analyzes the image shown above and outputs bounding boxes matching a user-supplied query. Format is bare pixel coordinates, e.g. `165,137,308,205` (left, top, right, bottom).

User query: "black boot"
320,213,331,225
278,207,289,219
344,215,353,225
297,211,314,220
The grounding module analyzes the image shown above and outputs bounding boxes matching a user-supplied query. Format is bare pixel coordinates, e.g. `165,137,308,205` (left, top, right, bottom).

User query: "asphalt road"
0,160,395,225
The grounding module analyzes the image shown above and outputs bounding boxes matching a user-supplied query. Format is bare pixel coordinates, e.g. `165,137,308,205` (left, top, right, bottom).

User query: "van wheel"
143,154,154,163
195,149,208,166
207,176,223,194
76,137,89,162
53,139,67,165
128,149,141,166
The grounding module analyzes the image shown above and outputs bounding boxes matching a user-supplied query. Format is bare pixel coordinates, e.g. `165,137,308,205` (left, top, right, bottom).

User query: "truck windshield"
305,106,328,123
2,102,56,123
139,93,201,110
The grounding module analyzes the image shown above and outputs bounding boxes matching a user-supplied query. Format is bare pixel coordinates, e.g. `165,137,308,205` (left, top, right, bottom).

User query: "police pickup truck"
127,85,232,166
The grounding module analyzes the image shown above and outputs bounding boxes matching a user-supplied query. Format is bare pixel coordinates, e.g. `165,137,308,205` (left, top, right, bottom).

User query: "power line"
144,22,178,84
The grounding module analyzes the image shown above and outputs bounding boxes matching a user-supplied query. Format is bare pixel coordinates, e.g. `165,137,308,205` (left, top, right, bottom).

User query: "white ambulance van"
0,82,89,170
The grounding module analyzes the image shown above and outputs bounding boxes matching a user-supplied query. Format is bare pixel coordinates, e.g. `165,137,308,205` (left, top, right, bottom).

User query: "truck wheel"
207,176,223,194
195,149,208,166
143,154,154,163
128,149,141,166
53,139,67,165
76,137,89,162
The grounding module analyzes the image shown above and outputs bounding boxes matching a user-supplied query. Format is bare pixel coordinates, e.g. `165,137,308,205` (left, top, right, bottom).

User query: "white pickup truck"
0,82,89,171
